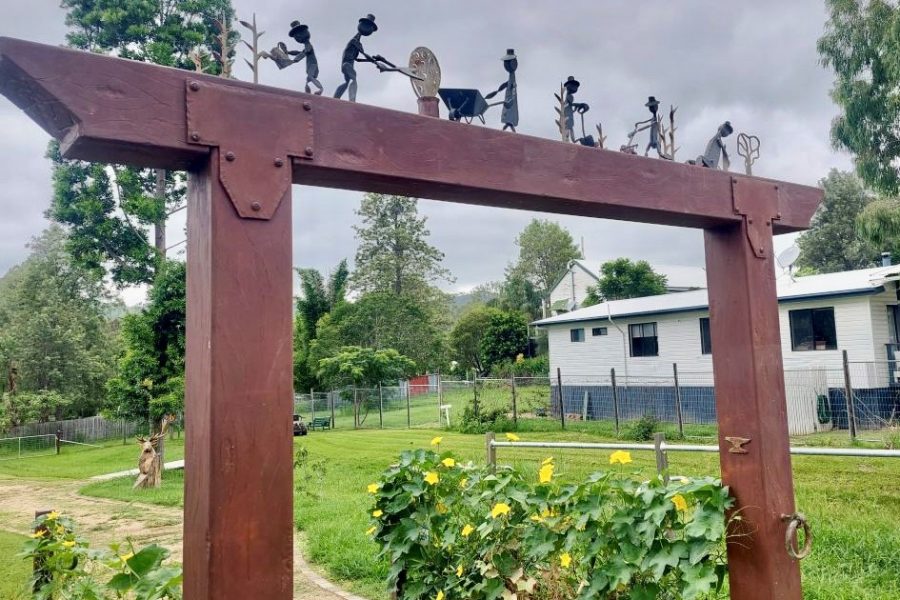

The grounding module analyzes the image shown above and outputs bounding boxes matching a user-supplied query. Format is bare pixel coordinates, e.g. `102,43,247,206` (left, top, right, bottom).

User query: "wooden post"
510,374,518,425
704,178,802,600
673,363,684,438
330,391,336,430
406,382,411,428
310,387,315,423
842,350,857,440
437,370,443,426
184,153,294,599
55,428,61,455
653,432,669,483
557,367,566,430
611,368,620,436
379,384,384,429
485,431,496,471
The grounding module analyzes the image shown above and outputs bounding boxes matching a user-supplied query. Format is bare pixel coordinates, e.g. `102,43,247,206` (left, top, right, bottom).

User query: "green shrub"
19,512,181,599
368,446,732,599
626,414,660,441
490,355,550,378
455,404,514,434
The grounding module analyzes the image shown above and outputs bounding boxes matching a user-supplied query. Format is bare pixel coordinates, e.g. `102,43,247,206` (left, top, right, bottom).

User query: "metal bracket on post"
185,80,314,220
731,176,782,259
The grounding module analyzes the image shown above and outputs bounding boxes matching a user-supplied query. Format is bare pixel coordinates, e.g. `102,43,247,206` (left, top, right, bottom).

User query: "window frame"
591,326,608,337
788,307,837,352
570,328,585,343
699,317,712,355
628,322,659,357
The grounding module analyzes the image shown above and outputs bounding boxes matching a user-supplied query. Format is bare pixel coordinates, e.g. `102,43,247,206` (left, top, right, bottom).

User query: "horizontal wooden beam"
0,36,821,232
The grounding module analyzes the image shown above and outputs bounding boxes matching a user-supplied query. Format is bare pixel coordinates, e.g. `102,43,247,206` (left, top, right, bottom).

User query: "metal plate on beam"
186,80,313,219
731,176,781,259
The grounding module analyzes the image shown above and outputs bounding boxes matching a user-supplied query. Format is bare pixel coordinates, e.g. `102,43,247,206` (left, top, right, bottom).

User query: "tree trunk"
154,168,166,256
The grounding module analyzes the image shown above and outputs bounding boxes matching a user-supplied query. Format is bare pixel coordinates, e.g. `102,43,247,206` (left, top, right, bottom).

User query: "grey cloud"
0,0,853,295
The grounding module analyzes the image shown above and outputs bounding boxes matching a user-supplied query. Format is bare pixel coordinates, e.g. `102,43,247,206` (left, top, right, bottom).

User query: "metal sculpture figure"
737,132,761,176
624,96,672,159
333,14,422,102
561,76,590,143
688,121,734,170
484,49,519,132
287,21,322,94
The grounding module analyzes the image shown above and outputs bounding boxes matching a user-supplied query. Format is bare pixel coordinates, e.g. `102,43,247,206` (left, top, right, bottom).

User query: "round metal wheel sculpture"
409,46,441,98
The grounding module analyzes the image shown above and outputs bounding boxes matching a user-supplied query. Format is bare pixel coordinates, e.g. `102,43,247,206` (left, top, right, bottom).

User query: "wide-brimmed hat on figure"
564,75,580,92
359,14,378,32
645,96,660,108
289,21,309,37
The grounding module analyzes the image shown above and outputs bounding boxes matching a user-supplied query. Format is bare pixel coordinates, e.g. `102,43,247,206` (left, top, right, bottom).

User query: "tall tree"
351,194,453,296
796,170,881,272
50,0,237,285
294,260,349,391
819,0,900,196
510,219,580,315
583,258,667,304
0,227,116,418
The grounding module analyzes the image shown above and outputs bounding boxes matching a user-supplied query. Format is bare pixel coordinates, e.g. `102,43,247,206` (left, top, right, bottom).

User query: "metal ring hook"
781,513,813,560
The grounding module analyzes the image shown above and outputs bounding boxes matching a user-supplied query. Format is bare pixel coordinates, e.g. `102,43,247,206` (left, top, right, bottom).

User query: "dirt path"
0,477,365,600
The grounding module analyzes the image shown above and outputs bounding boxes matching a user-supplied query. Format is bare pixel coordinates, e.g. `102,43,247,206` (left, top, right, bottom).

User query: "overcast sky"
0,1,852,303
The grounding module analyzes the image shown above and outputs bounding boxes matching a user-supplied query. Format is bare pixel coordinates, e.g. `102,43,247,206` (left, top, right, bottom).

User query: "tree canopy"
450,306,528,376
294,261,350,391
796,170,882,273
351,194,453,296
819,0,900,196
510,220,581,313
584,258,668,304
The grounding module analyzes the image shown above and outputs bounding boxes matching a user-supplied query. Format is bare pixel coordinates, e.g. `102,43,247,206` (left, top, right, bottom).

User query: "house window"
699,318,712,355
592,327,608,336
789,308,837,351
570,328,585,342
629,322,658,357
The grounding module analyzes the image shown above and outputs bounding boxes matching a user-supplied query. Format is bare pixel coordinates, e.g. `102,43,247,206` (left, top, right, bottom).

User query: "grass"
80,467,185,507
0,530,30,599
0,437,184,480
72,428,900,600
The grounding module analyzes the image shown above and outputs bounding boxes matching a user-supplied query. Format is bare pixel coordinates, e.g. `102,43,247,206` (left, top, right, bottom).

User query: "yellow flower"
541,508,552,519
515,353,525,364
541,457,554,466
372,509,383,518
436,591,445,600
609,450,633,465
437,503,448,515
120,553,134,562
560,552,572,568
505,432,520,442
366,526,377,536
529,514,545,523
30,530,47,539
55,525,65,535
62,540,75,548
46,511,60,521
441,457,456,468
461,524,474,537
424,471,440,486
459,478,468,489
539,462,554,484
431,436,443,446
490,502,511,518
671,494,688,512
456,564,464,577
367,483,380,494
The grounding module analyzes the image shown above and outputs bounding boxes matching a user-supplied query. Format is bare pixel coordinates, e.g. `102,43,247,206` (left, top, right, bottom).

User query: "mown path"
0,477,364,600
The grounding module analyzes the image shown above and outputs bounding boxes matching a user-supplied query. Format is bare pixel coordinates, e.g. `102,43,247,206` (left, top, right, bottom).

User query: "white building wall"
546,294,881,387
548,266,598,309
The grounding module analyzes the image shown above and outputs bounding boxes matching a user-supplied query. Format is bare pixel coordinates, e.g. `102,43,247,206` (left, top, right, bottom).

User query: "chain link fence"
5,415,148,444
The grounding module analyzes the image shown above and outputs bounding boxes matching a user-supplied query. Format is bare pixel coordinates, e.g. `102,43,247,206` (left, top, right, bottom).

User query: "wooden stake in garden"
0,37,822,600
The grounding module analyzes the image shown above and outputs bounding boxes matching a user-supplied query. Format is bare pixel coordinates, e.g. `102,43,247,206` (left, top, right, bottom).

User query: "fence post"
330,391,336,430
473,376,480,417
485,431,496,471
406,382,411,428
379,384,384,429
310,387,315,423
122,418,127,445
557,367,566,430
673,363,684,438
654,432,669,483
611,368,620,436
437,370,443,426
55,428,61,455
842,350,857,440
510,374,518,426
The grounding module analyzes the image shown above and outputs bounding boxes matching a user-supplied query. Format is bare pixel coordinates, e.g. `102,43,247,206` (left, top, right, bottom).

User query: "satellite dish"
777,245,801,271
566,298,577,312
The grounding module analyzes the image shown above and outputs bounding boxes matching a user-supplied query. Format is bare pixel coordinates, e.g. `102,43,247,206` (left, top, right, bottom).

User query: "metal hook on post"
781,513,813,560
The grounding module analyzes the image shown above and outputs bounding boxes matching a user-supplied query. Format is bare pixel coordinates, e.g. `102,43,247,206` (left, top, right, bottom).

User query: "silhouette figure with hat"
334,14,380,101
484,49,519,132
562,76,590,143
624,96,671,159
281,21,322,95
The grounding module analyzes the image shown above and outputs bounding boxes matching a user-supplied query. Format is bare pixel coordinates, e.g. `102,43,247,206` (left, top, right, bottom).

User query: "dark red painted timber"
704,178,801,599
184,151,294,599
0,36,819,233
0,35,820,600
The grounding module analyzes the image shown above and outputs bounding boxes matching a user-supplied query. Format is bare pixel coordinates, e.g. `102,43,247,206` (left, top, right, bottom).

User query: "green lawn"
0,530,31,599
0,438,184,480
74,429,900,600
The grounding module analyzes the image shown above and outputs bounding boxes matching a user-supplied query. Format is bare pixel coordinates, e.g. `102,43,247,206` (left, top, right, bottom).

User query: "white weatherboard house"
548,259,707,315
535,265,900,435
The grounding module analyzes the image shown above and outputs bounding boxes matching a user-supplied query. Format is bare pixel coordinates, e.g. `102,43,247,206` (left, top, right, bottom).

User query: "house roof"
535,265,900,326
551,259,707,293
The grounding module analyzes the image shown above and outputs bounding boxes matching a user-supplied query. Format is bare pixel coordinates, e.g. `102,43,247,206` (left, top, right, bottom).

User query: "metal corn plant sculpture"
239,13,266,84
